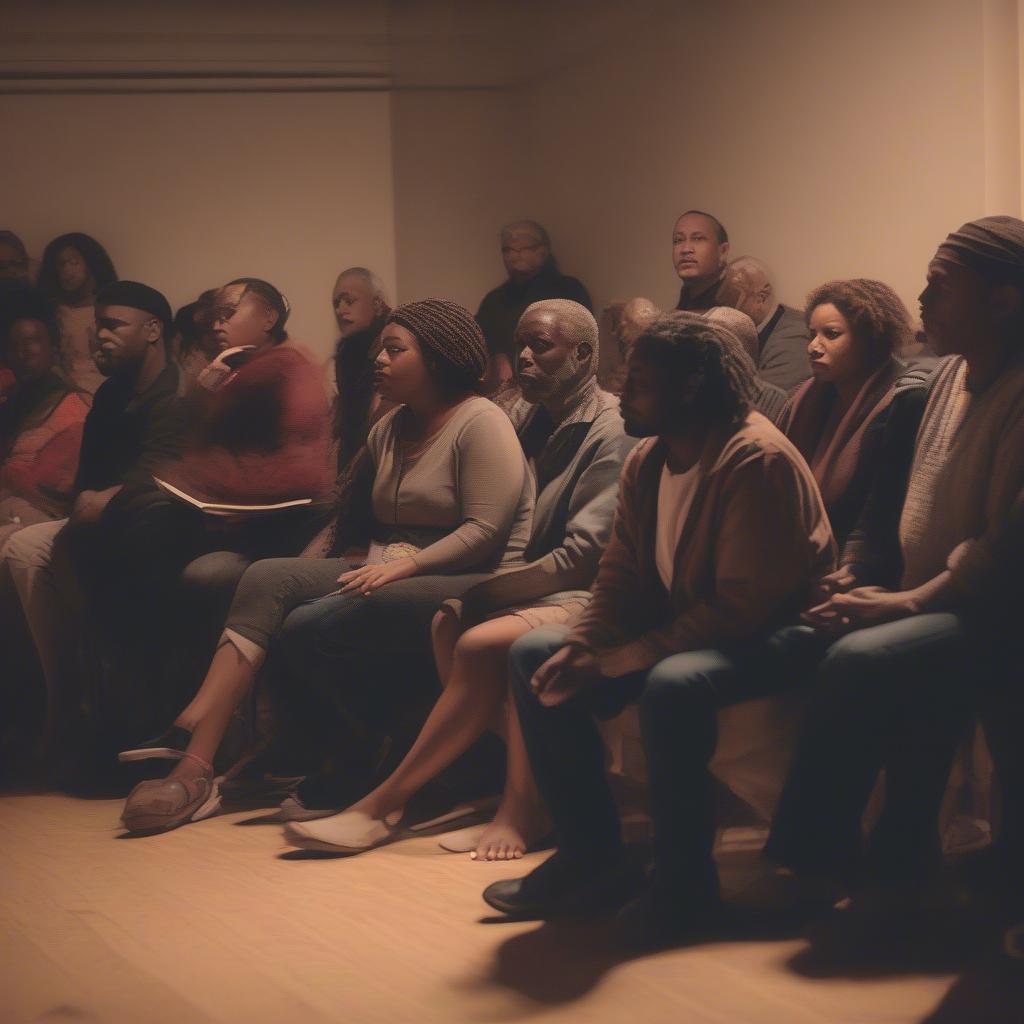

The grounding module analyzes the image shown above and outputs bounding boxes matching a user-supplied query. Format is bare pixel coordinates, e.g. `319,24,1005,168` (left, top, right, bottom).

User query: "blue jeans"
509,623,825,911
765,613,981,885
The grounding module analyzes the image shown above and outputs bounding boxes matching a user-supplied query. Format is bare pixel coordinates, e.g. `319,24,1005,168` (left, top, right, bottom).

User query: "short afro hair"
805,279,912,362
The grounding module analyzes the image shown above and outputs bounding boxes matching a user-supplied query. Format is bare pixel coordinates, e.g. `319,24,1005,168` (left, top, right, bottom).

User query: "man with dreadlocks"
483,313,835,946
282,299,634,858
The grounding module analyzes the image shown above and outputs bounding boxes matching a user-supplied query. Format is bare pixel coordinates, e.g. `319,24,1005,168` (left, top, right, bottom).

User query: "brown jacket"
565,411,835,677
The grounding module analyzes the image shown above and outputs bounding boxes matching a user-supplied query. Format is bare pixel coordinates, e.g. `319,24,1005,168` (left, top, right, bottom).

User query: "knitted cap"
935,215,1024,287
388,298,488,379
96,280,173,337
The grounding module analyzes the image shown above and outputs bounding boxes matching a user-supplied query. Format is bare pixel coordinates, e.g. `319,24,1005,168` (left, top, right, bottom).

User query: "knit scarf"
782,357,902,509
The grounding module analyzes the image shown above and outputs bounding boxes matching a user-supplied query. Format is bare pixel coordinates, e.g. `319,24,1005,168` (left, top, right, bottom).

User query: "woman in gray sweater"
285,299,634,858
119,299,532,836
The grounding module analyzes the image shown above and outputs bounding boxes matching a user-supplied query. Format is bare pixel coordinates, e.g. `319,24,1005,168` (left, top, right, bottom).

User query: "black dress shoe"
483,851,643,919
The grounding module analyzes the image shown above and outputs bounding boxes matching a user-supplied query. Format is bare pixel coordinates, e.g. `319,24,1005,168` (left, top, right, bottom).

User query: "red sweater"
168,344,332,504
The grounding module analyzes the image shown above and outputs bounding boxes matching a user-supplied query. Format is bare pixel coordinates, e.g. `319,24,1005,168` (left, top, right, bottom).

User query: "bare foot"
470,812,550,861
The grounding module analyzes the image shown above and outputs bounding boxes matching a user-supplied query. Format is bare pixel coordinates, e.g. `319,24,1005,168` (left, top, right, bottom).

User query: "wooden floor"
0,794,1010,1024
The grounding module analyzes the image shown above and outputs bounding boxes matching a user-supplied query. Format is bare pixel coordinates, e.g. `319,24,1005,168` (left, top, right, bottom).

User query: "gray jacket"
460,389,635,618
759,304,812,394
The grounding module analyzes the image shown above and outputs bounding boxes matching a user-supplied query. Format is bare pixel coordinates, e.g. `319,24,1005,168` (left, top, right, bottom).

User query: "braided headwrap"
935,215,1024,287
388,298,487,380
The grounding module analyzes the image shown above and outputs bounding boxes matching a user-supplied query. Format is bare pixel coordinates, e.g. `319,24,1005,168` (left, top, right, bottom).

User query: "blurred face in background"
502,228,549,283
333,274,383,340
6,318,57,381
55,245,92,298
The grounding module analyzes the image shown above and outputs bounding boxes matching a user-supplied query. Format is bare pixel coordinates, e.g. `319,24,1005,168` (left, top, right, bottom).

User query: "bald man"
601,297,660,395
716,256,810,393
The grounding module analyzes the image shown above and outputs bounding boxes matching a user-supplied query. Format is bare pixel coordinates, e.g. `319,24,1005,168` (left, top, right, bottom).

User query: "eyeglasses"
501,244,543,257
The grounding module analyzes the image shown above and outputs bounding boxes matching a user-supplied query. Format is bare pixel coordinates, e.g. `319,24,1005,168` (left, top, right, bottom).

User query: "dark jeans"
764,612,981,886
270,573,490,770
509,624,826,911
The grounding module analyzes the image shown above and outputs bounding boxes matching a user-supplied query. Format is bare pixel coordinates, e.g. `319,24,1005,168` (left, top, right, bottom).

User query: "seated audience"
91,279,332,735
779,279,925,546
716,256,812,393
119,299,533,836
0,231,33,284
3,281,185,745
703,306,788,423
764,216,1024,919
37,233,117,395
673,211,730,313
600,297,659,395
0,293,88,547
283,298,634,856
482,315,834,946
331,267,393,474
476,220,591,393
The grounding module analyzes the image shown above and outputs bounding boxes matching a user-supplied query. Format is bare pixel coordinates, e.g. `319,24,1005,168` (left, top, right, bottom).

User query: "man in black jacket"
3,280,185,747
476,220,591,392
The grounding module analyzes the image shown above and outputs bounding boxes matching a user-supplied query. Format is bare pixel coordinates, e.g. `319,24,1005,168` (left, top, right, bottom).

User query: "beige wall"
3,0,1021,350
520,0,1012,326
390,90,529,311
0,92,396,361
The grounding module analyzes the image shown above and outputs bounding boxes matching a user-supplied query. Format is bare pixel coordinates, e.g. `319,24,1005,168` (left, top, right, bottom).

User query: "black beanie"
96,280,173,339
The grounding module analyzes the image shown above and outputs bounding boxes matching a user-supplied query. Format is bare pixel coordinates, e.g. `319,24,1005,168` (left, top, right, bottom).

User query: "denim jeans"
509,623,825,911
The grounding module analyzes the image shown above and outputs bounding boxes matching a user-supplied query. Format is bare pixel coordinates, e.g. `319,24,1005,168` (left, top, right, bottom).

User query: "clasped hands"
802,566,920,635
336,555,418,595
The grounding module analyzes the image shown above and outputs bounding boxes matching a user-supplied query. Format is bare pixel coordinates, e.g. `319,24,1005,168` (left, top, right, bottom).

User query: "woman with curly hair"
780,279,927,547
37,232,117,394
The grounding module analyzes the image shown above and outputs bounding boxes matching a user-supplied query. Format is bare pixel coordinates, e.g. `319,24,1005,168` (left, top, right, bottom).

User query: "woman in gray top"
285,300,634,858
120,299,532,836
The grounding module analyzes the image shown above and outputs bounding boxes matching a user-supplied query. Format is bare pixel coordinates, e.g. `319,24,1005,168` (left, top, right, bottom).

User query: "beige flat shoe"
283,808,404,855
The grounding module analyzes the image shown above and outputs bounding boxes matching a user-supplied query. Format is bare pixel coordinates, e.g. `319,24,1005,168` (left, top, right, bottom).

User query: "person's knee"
2,520,60,570
640,661,717,740
181,551,251,597
508,628,566,699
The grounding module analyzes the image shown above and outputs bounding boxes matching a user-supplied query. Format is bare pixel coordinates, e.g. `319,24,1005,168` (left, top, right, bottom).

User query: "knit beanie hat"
935,215,1024,287
388,298,488,380
96,280,173,339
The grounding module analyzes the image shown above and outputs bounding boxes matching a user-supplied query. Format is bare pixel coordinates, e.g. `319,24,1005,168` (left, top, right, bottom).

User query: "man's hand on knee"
530,643,601,707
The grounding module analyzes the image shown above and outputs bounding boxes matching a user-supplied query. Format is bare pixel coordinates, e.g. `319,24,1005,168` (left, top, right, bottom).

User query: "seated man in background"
600,297,659,395
716,256,811,393
673,210,730,313
764,216,1024,924
330,267,393,474
3,280,185,755
476,220,591,393
484,315,834,947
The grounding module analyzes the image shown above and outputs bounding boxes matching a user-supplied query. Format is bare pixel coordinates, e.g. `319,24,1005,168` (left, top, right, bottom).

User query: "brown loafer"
121,770,221,835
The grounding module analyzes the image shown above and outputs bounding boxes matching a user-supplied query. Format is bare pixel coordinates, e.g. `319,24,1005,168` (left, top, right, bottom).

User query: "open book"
153,477,313,516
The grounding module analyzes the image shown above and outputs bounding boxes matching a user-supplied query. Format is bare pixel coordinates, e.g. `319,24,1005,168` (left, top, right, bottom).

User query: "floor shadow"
479,904,809,1007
